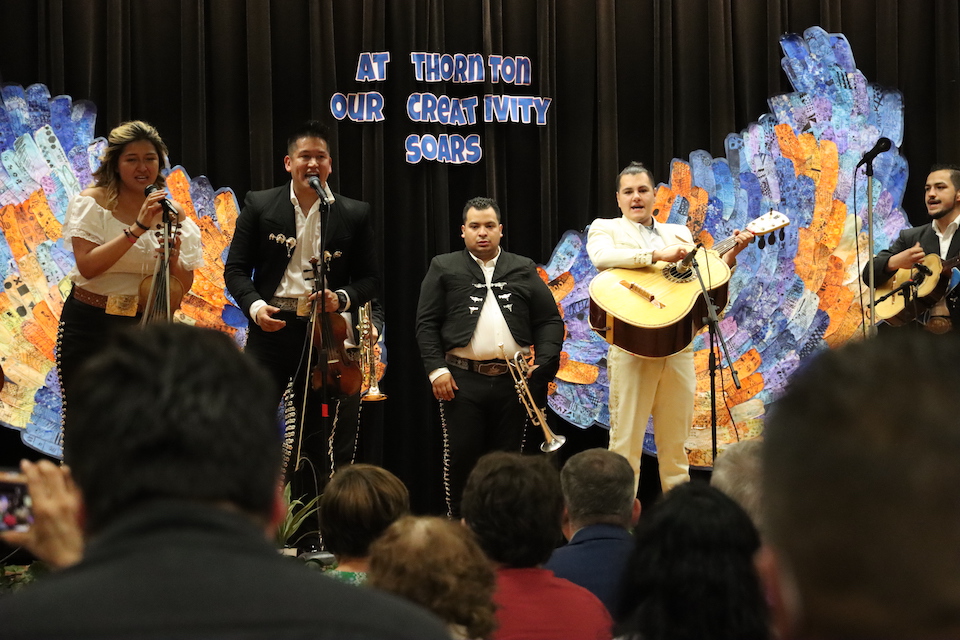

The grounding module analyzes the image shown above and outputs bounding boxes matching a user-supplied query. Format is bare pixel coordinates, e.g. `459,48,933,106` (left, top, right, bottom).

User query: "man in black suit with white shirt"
225,120,379,490
865,164,960,332
416,197,563,516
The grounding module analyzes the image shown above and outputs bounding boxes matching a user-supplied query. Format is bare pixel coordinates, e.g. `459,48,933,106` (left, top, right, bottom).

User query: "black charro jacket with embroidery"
415,248,563,377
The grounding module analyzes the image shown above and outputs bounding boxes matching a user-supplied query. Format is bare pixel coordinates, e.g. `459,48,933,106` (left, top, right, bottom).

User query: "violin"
139,186,184,323
307,256,362,397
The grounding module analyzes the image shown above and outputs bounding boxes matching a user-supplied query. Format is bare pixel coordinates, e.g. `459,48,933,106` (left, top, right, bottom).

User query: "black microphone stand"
295,181,336,431
860,138,892,334
871,270,925,329
314,186,334,446
873,275,921,306
291,181,334,556
687,255,741,465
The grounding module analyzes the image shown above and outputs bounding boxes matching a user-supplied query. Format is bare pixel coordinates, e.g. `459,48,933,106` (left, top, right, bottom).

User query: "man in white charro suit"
586,162,752,496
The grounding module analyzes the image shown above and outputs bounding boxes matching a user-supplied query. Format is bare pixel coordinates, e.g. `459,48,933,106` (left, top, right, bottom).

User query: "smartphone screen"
0,469,32,532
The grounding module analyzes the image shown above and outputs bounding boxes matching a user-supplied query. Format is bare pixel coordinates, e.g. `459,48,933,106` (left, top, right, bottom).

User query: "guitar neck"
712,234,741,257
695,211,788,258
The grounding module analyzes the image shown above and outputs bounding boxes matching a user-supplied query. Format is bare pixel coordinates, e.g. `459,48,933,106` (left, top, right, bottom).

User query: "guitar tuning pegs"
769,232,777,246
779,228,785,242
758,236,766,250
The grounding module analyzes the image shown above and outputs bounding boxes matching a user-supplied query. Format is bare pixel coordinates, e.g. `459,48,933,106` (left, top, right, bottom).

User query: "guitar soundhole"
662,265,696,283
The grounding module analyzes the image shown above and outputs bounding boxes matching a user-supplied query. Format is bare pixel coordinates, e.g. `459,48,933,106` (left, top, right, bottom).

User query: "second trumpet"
359,301,387,402
504,350,565,453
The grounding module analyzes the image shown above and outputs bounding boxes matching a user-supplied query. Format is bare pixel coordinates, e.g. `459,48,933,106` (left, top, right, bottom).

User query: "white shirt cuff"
249,299,267,326
429,367,451,383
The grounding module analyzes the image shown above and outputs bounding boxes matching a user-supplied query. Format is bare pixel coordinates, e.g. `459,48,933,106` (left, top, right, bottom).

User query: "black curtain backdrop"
1,0,958,513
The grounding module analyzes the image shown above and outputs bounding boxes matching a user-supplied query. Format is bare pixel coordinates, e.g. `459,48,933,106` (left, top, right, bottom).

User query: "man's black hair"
929,163,960,190
764,331,960,636
462,197,501,223
64,324,281,533
461,452,563,567
617,161,655,191
287,120,332,155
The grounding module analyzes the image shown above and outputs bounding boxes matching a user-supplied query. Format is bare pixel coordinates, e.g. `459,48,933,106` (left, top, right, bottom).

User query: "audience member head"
92,120,169,208
369,516,497,639
64,324,281,534
319,464,409,561
615,481,768,640
461,452,563,568
711,439,764,533
560,448,638,535
762,332,960,639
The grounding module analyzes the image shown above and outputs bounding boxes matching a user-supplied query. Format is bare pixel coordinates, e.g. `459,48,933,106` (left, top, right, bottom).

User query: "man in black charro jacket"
864,164,960,332
416,197,563,516
224,121,379,492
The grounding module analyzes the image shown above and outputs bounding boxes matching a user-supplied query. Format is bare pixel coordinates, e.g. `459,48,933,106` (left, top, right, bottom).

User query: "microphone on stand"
914,263,933,277
678,243,702,272
856,137,892,168
307,176,332,206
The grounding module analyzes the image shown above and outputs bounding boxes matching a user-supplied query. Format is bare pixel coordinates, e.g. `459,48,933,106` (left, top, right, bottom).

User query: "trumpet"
359,301,387,402
503,349,565,452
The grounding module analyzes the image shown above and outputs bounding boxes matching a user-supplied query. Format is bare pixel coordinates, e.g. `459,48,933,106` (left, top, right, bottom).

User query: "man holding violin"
416,197,564,517
225,121,379,498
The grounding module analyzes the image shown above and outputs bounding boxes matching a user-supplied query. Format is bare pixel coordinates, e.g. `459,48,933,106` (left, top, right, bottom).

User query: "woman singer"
57,120,202,400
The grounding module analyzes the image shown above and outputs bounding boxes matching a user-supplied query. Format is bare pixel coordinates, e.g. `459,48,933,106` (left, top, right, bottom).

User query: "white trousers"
607,344,695,494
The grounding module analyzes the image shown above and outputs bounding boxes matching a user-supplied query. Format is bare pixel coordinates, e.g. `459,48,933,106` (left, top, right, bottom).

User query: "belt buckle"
476,362,505,376
269,297,299,313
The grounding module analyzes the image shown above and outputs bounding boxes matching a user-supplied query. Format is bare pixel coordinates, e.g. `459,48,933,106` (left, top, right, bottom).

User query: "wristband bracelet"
123,228,139,243
134,219,150,231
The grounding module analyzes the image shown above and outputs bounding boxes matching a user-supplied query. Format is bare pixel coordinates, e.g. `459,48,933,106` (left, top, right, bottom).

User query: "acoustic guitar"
872,254,960,326
588,210,790,357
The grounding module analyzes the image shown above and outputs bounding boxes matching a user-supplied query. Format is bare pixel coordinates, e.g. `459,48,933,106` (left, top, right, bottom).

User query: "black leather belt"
445,354,509,376
268,296,300,312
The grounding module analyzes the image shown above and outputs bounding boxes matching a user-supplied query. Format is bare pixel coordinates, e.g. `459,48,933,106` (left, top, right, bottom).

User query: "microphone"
678,243,702,271
915,263,933,277
143,184,178,218
856,137,892,168
307,176,332,206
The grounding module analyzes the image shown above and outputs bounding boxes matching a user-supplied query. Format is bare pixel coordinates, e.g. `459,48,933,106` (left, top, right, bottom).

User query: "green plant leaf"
275,483,321,547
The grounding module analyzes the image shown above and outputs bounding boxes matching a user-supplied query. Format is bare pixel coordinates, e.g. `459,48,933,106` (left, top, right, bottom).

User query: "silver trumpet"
359,301,387,402
503,349,565,452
